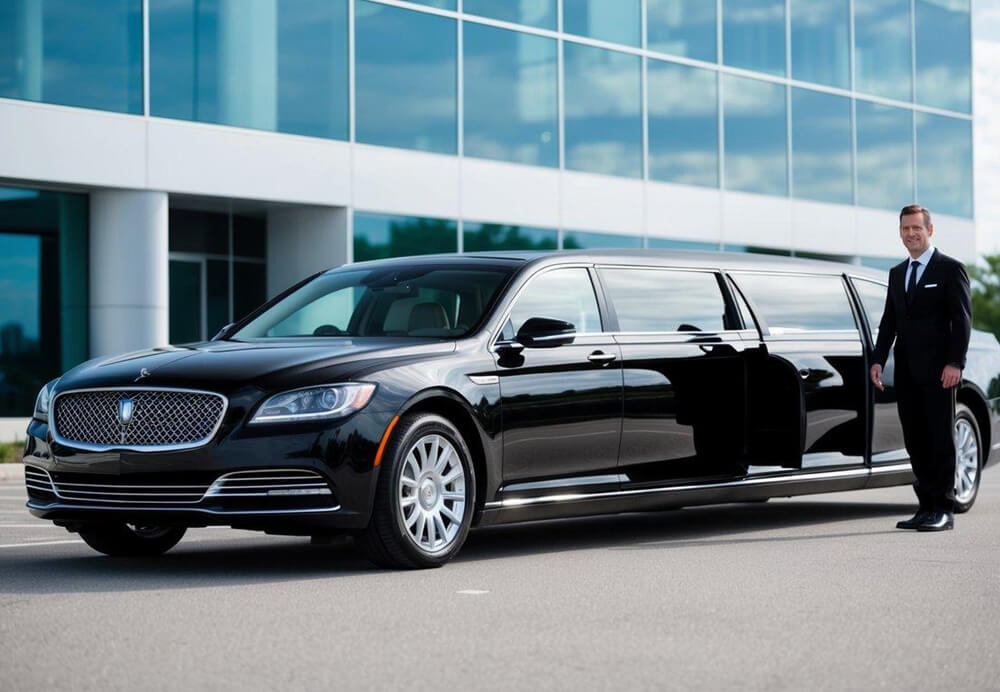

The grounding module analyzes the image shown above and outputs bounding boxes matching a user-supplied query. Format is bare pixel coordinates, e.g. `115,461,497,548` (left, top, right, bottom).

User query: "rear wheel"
361,413,476,569
953,403,982,514
78,523,186,557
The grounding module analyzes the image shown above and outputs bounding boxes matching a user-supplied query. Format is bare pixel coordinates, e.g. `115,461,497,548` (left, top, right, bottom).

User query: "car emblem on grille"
118,398,135,426
135,368,151,382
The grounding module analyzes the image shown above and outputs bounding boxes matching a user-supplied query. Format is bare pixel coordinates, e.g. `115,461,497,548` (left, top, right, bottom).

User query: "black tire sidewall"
78,523,186,557
954,403,982,514
382,413,476,567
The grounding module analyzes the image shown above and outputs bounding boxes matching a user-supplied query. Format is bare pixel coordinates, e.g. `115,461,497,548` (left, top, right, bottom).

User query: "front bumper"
22,411,393,532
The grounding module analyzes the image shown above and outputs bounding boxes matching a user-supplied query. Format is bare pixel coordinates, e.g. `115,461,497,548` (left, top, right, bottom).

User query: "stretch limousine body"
23,250,1000,568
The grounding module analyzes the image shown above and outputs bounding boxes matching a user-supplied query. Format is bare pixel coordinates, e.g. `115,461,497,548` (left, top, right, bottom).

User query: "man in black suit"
870,204,972,531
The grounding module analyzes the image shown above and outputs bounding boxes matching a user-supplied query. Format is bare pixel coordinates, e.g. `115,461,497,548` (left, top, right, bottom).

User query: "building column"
266,207,349,299
89,190,169,357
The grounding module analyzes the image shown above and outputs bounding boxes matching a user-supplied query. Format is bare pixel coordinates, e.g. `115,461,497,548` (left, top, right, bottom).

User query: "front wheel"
361,413,476,569
78,523,187,557
953,403,982,514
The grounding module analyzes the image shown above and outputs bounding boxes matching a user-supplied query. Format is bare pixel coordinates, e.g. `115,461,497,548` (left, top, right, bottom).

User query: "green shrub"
0,442,24,463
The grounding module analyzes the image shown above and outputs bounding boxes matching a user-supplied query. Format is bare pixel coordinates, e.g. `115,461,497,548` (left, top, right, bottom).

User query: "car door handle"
588,351,617,364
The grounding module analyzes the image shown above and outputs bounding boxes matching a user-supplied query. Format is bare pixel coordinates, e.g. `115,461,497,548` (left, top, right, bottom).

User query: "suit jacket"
872,248,972,384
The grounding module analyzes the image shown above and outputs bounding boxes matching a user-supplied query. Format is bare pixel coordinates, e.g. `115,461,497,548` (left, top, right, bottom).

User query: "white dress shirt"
904,244,935,290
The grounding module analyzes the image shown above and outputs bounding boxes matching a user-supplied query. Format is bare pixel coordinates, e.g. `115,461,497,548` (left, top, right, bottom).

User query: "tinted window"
852,278,888,338
726,275,758,330
733,273,858,332
602,269,727,333
235,266,512,339
507,268,602,335
353,212,457,261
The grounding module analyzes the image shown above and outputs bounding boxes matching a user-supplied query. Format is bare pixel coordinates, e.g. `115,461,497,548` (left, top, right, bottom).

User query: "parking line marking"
456,590,490,595
0,524,68,528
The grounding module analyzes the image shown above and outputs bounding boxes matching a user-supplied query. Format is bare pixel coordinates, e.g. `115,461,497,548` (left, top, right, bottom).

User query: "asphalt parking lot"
2,469,999,691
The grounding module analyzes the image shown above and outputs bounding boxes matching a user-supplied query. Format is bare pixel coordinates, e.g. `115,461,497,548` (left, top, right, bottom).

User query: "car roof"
337,249,893,281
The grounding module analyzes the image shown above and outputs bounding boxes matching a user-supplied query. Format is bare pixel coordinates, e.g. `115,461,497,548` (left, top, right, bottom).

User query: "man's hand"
870,363,884,391
941,364,962,388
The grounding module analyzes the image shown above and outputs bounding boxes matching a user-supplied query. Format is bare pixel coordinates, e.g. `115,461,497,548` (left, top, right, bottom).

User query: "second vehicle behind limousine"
22,250,1000,568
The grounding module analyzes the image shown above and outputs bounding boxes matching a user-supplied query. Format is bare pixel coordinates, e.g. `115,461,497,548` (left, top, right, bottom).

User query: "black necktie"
906,260,919,302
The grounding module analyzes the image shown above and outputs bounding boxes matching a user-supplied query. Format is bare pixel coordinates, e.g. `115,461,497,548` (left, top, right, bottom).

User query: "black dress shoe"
916,511,954,532
896,510,931,530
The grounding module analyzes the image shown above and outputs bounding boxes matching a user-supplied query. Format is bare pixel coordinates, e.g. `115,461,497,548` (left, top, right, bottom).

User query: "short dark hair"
900,204,932,227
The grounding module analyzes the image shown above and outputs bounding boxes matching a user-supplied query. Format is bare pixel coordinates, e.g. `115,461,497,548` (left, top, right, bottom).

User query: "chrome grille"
24,466,56,499
205,469,333,498
51,477,211,505
52,388,226,450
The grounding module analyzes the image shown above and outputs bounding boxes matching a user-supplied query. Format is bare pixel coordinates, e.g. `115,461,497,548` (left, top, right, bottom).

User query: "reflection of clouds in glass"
792,89,852,204
734,274,857,331
725,0,785,22
855,0,912,101
0,236,40,342
649,150,718,187
856,101,913,210
603,269,727,332
915,0,971,112
564,43,642,177
916,113,973,217
648,61,718,187
647,0,716,60
647,61,716,117
464,0,556,29
790,0,850,88
723,75,787,195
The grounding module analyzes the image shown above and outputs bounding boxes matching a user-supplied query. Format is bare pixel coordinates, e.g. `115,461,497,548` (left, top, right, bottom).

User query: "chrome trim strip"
49,386,229,453
26,501,342,516
467,375,499,385
52,488,204,497
54,481,208,489
492,464,910,509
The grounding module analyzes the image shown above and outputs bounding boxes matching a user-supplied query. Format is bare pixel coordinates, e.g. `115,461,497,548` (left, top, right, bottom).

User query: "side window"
852,278,888,339
732,273,858,333
726,275,758,330
507,268,602,335
601,268,727,333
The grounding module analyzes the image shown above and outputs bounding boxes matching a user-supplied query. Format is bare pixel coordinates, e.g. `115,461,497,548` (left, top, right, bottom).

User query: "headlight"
249,383,377,424
34,379,58,422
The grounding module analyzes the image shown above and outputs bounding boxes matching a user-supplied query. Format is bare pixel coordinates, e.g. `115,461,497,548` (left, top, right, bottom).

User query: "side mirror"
212,323,235,341
515,317,576,348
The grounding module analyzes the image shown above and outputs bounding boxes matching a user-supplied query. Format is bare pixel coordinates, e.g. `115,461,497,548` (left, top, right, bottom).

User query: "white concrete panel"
353,145,460,218
721,191,792,249
645,182,722,242
560,171,644,235
790,199,858,255
0,418,30,443
854,207,907,259
147,118,350,205
0,99,146,188
267,206,349,299
460,158,560,228
930,214,977,262
89,190,169,356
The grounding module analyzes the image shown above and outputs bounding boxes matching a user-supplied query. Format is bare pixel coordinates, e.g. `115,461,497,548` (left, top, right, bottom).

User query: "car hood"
55,338,457,394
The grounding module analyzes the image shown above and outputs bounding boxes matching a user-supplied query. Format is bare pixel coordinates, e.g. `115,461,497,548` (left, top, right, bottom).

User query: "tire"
953,402,982,514
360,413,476,569
78,523,186,557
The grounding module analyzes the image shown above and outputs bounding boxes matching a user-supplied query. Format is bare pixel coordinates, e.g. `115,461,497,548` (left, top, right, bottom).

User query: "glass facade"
856,101,913,212
723,0,786,76
648,61,718,187
723,75,787,196
564,42,642,178
464,0,556,30
150,0,349,139
854,0,911,102
355,2,456,153
790,0,849,89
0,0,142,113
354,212,458,262
916,112,973,219
647,0,717,62
563,0,641,47
463,223,557,251
0,186,88,417
563,231,642,249
168,209,267,343
915,0,971,113
791,89,852,204
463,23,558,167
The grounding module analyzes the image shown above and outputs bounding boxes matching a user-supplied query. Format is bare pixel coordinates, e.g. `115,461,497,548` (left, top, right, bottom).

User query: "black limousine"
23,250,1000,568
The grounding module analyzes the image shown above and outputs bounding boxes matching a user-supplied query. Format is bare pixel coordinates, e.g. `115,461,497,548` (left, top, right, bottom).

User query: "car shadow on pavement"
455,499,915,563
0,497,916,593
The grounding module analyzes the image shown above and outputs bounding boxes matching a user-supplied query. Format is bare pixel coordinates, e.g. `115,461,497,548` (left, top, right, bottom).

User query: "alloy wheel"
954,417,979,504
397,433,467,555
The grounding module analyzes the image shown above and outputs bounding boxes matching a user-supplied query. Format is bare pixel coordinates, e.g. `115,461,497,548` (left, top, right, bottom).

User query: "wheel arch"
958,382,990,457
396,388,492,521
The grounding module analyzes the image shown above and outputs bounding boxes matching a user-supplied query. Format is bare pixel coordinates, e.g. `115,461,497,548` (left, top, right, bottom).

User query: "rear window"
731,272,858,333
600,268,728,333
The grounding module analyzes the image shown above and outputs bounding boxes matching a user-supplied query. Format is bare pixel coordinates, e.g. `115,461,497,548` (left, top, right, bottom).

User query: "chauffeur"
869,204,972,532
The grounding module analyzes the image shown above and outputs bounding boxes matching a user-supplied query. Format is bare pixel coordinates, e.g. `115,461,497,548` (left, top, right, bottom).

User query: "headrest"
408,302,450,332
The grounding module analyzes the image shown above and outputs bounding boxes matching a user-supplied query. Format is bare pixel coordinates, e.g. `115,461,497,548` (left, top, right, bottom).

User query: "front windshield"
232,263,514,339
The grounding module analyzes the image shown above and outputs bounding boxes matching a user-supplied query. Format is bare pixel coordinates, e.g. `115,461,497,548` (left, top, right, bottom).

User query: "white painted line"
456,589,490,595
0,524,68,528
0,539,82,549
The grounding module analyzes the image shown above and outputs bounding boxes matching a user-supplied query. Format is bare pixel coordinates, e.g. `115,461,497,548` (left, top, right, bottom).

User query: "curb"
0,464,25,481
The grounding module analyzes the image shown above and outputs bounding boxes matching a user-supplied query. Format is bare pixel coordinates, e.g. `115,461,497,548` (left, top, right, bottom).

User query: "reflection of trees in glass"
463,224,557,252
354,217,457,261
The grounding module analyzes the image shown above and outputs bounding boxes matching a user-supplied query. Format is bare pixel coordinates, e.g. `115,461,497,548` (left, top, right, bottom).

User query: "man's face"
899,213,934,255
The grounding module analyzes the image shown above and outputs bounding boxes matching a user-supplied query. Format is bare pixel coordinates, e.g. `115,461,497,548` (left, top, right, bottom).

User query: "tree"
968,254,1000,339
